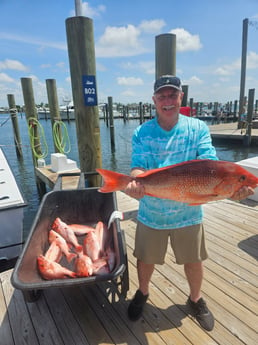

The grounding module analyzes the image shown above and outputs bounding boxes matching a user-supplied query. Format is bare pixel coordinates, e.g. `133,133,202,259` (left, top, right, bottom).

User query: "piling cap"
154,75,182,93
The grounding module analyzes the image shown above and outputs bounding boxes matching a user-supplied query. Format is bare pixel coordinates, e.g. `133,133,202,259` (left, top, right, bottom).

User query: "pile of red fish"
37,217,116,280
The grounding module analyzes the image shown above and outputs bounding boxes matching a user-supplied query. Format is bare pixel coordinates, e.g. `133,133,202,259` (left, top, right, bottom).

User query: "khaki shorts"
133,222,208,265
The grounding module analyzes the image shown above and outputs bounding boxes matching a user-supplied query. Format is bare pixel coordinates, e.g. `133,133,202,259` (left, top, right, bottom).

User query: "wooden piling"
243,88,255,146
155,34,176,78
108,96,115,152
7,94,23,158
238,18,248,127
182,85,188,106
139,102,144,124
20,77,46,195
66,16,102,186
46,79,62,153
189,98,194,116
20,77,42,167
233,100,238,121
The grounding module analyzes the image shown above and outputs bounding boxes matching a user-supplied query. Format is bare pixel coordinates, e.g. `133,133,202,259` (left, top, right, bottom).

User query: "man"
125,75,254,331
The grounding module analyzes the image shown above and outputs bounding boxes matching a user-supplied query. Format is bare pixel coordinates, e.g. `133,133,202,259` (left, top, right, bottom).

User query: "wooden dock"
209,122,258,143
0,190,257,345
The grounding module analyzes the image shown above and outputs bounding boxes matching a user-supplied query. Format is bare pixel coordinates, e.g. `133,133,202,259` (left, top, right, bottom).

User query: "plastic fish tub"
11,173,129,302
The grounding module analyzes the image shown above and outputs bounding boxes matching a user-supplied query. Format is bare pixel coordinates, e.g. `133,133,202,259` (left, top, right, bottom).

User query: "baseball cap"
154,75,182,93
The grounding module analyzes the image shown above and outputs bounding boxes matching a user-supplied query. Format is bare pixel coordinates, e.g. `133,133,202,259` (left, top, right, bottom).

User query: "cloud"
183,76,203,86
117,77,144,86
139,19,166,33
169,28,202,52
0,59,28,71
70,2,106,17
214,51,258,76
121,89,136,97
247,51,258,69
0,32,67,50
120,61,155,75
56,62,66,69
40,64,51,69
0,72,15,83
96,24,147,57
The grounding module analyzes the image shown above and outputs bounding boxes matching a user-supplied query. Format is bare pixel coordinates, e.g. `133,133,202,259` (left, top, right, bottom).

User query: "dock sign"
82,75,98,106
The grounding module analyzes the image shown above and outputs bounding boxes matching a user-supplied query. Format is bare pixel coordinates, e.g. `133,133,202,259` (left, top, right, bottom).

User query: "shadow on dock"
238,234,258,261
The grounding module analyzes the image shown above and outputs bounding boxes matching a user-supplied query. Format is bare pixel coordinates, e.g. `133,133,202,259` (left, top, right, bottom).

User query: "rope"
52,120,71,154
0,116,10,127
27,117,48,159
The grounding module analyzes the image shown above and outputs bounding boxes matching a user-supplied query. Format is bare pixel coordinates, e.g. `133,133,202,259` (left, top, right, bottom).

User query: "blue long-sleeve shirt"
131,115,218,229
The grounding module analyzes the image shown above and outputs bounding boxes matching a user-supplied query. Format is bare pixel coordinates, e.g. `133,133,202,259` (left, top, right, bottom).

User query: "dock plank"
0,273,15,345
0,270,39,345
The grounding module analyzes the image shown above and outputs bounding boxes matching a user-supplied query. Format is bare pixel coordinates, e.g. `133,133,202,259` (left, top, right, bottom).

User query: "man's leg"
128,222,167,321
184,261,203,302
137,259,155,295
184,261,214,331
127,260,154,321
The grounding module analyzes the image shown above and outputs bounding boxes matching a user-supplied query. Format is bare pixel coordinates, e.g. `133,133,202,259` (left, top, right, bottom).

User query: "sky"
0,0,258,107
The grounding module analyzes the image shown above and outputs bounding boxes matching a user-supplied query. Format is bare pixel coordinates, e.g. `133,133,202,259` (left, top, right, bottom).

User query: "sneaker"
127,290,149,321
187,297,215,331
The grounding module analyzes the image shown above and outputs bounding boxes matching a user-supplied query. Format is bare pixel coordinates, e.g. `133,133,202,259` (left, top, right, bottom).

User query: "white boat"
237,156,258,202
0,148,26,262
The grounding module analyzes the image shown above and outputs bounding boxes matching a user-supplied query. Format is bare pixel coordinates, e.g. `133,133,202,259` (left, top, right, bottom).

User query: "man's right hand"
124,180,145,199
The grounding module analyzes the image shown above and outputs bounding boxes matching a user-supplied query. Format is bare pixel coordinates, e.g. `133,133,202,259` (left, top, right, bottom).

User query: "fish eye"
239,175,246,182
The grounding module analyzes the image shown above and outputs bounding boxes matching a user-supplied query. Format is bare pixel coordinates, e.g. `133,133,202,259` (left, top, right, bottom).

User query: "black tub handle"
53,171,99,191
0,195,9,201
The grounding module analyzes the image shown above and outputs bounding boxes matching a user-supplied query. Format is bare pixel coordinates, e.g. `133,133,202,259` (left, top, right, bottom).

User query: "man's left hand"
230,186,255,201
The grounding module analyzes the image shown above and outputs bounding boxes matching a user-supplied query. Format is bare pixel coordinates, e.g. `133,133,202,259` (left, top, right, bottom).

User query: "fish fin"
96,169,132,193
137,159,211,177
67,252,77,263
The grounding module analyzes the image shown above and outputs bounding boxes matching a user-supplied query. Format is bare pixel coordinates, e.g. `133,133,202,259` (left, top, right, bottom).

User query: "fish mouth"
162,105,175,111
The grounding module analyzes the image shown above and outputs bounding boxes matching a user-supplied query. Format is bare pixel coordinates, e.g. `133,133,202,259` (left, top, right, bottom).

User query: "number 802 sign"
82,75,98,106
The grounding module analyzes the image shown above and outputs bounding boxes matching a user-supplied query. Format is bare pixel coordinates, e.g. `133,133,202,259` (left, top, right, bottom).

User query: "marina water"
0,114,257,239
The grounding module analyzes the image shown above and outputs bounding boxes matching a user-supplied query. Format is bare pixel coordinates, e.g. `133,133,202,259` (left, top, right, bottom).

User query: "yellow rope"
52,120,71,154
27,117,48,159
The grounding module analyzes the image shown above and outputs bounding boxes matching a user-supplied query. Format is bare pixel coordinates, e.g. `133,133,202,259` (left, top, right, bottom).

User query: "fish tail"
96,169,132,193
67,252,77,263
75,244,83,253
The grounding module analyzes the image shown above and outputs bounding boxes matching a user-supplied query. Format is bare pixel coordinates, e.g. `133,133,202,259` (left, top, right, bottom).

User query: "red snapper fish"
49,230,77,263
37,255,76,280
52,217,82,252
44,241,62,263
75,250,93,277
97,159,258,205
83,231,101,262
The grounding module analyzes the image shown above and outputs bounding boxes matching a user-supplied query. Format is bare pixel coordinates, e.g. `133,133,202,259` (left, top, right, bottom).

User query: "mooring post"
243,88,255,147
108,96,115,152
66,15,102,186
155,33,176,79
182,85,188,107
46,79,62,153
20,77,46,196
238,18,248,128
189,98,194,116
20,77,42,167
139,102,144,124
233,100,238,121
7,94,23,158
